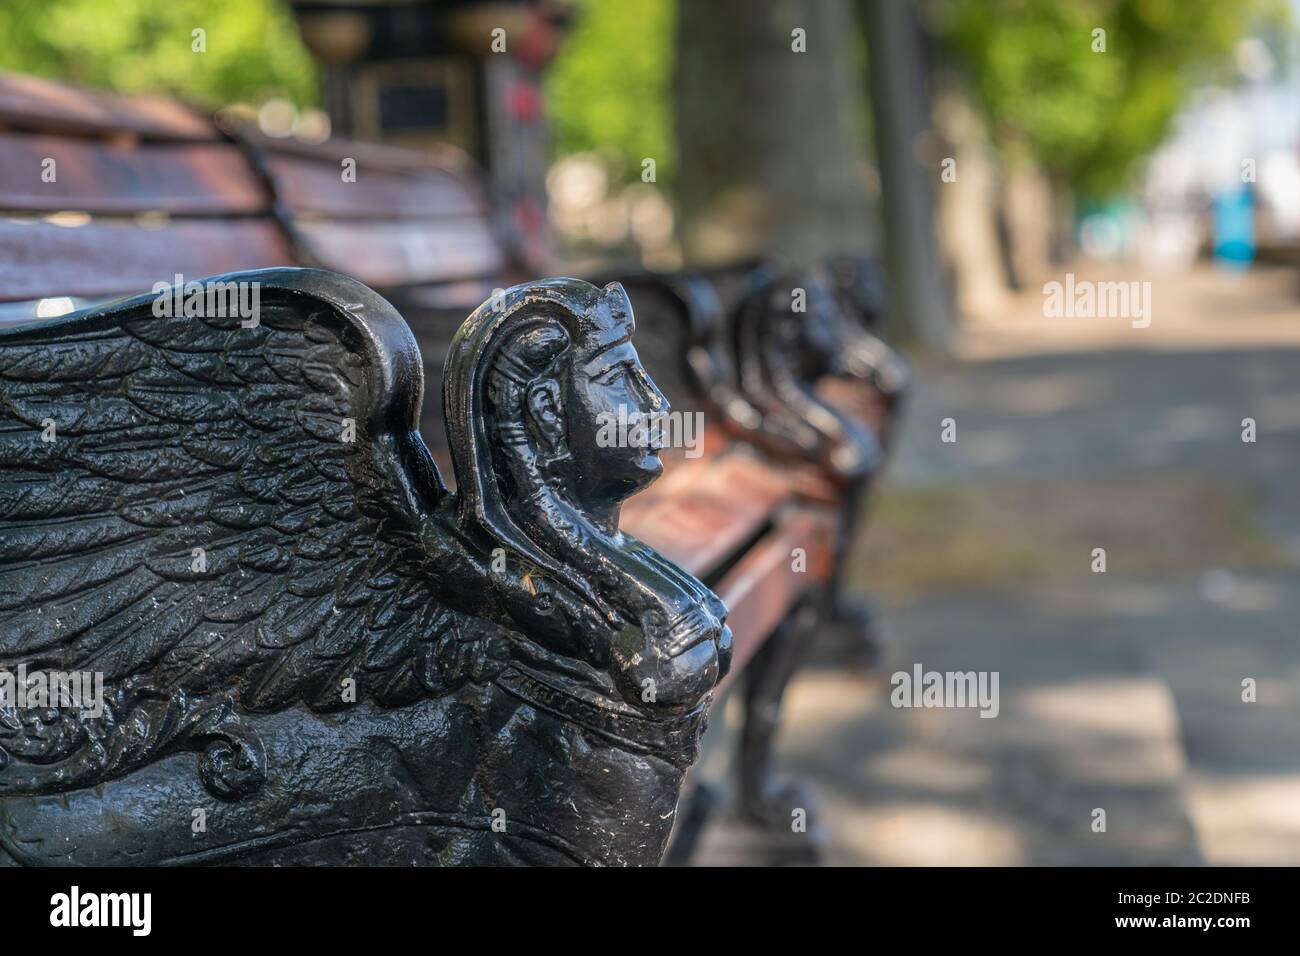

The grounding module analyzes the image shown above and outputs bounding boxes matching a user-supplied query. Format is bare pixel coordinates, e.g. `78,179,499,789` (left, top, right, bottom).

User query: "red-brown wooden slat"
622,453,792,576
265,153,485,220
817,376,889,433
619,449,701,520
230,121,480,176
715,506,834,689
296,217,506,287
0,71,216,140
0,133,267,214
0,218,292,302
618,427,743,520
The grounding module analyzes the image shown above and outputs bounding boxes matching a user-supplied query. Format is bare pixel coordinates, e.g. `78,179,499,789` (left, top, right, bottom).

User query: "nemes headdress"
442,278,632,601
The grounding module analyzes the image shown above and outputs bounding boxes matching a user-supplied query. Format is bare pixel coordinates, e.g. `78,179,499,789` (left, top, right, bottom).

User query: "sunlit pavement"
695,262,1300,865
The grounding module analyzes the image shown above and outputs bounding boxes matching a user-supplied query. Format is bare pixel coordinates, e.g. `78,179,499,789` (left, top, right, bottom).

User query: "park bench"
0,70,901,863
602,263,908,860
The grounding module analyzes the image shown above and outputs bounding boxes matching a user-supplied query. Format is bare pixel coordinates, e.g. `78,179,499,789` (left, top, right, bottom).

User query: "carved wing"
0,268,495,796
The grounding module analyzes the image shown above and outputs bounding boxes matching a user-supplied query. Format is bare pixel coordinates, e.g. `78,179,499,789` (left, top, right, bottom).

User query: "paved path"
693,263,1300,865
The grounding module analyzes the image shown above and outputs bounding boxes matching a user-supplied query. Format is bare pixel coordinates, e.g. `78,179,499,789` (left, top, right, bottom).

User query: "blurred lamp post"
287,0,572,270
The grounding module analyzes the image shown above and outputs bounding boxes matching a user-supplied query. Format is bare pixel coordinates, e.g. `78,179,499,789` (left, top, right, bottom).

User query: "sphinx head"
740,268,846,381
825,255,887,329
489,282,669,526
791,272,849,378
748,267,888,384
443,279,728,713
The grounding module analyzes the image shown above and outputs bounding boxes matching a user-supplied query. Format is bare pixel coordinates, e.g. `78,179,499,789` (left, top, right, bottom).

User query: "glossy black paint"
0,268,728,865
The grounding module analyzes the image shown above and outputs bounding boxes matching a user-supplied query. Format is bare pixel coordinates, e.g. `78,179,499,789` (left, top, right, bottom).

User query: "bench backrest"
0,71,842,632
0,71,507,307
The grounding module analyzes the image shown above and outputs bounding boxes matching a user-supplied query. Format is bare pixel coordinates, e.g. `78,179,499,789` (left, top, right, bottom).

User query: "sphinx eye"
596,362,632,385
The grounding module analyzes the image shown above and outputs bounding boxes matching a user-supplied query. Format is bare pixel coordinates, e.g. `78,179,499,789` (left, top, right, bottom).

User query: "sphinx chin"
639,451,665,479
606,451,663,496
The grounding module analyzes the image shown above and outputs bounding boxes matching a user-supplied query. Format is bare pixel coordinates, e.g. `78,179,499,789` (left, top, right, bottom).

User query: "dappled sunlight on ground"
956,263,1300,358
1186,773,1300,865
764,262,1300,864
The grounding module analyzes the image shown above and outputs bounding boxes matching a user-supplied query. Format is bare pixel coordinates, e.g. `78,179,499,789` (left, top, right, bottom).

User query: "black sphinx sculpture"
0,268,730,865
729,261,910,617
724,262,909,840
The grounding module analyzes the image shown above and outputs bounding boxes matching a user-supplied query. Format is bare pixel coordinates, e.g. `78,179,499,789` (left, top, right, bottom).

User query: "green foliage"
0,0,317,107
545,0,675,185
933,0,1287,197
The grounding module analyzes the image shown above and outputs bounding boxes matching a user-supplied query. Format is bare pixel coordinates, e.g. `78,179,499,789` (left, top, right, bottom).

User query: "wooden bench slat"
0,133,267,214
715,506,835,688
0,71,216,140
232,122,480,177
0,218,292,302
265,153,486,220
296,217,507,288
618,427,748,513
817,375,890,433
621,453,792,577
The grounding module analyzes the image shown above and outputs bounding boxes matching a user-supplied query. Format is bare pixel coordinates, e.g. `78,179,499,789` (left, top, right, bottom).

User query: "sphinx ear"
525,379,566,455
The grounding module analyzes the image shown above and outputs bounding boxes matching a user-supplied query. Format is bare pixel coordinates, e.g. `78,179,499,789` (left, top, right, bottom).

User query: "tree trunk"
676,0,874,268
861,0,952,346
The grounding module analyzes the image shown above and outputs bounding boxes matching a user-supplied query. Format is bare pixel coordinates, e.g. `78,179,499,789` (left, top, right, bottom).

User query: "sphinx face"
563,339,670,505
460,282,729,716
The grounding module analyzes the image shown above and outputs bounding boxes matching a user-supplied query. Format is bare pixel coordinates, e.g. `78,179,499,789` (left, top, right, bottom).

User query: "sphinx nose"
636,366,669,413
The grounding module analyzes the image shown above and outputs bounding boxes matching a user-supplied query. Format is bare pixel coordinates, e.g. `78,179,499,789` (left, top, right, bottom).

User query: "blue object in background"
1211,186,1255,268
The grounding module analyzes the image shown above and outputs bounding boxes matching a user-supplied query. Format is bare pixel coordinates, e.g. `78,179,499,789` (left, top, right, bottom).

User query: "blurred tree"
676,0,875,267
932,0,1287,198
863,0,952,345
0,0,317,108
545,0,675,185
